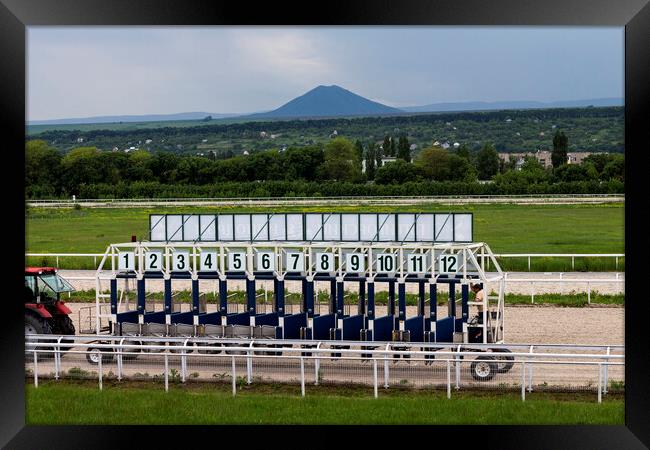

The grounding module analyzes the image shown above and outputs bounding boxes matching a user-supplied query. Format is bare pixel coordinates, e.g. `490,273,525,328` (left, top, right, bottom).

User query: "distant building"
329,130,339,138
76,137,84,143
362,156,397,173
243,150,250,156
498,150,600,170
145,139,153,144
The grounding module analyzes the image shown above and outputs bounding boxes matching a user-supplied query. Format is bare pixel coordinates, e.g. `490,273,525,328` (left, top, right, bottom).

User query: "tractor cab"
24,267,77,337
25,267,75,304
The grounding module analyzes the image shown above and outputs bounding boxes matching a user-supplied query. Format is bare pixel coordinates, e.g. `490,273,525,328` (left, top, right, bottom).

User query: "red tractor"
24,267,76,337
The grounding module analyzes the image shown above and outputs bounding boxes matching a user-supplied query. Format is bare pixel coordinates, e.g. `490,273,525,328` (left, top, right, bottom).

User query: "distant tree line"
28,106,624,155
25,133,624,199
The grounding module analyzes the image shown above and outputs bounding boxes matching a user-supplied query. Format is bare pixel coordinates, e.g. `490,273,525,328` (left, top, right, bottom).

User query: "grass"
63,288,625,307
25,203,624,268
26,380,623,425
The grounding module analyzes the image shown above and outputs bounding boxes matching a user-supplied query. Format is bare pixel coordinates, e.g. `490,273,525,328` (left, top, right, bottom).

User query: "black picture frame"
2,0,648,447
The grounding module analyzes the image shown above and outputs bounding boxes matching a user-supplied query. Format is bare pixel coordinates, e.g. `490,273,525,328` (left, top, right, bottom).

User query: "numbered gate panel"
227,250,247,271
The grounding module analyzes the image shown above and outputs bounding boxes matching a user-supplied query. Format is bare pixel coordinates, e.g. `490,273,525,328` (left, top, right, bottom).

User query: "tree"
282,145,324,181
415,146,452,181
354,140,364,172
552,131,569,168
374,159,421,184
397,135,411,162
602,154,624,181
365,143,377,181
375,142,383,169
455,144,471,161
382,135,392,157
582,153,611,174
476,143,500,180
60,147,104,193
553,163,598,182
318,137,361,182
415,146,477,182
25,140,62,193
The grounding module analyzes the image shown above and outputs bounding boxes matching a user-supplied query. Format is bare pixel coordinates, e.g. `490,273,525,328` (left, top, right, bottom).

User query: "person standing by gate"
470,283,485,324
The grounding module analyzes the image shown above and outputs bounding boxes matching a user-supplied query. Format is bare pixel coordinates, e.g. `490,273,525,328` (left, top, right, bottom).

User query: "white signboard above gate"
149,212,473,243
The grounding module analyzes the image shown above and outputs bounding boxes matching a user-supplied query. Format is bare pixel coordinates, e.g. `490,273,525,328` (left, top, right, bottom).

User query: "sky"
27,26,624,121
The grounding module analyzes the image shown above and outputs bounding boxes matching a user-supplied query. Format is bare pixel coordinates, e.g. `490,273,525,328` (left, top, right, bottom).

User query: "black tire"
52,315,76,335
52,316,76,352
25,313,54,359
25,313,52,335
86,347,114,365
491,348,515,373
470,356,497,382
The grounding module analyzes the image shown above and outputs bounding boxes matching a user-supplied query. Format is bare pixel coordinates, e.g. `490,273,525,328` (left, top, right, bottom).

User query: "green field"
26,381,623,425
26,203,624,270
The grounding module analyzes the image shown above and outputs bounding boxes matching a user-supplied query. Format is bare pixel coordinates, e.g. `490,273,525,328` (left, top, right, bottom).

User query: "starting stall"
93,212,505,347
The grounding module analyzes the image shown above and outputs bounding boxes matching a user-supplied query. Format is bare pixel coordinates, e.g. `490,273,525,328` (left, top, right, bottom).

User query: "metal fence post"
531,282,535,304
373,359,378,398
33,350,38,388
604,347,610,395
98,352,103,391
231,355,236,396
384,343,390,389
455,347,461,389
164,353,169,392
314,342,321,385
528,256,531,271
117,338,124,381
447,359,451,399
55,337,62,380
300,357,305,397
181,340,188,383
521,362,526,401
597,363,602,404
572,256,575,270
587,282,591,304
247,342,253,385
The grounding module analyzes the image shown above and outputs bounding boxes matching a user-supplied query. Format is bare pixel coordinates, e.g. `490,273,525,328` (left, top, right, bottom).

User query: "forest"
28,106,624,157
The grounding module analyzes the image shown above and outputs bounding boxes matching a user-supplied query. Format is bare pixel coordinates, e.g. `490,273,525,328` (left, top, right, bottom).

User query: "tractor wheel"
491,348,515,373
52,316,76,352
52,315,76,335
470,356,497,382
25,313,54,359
86,347,115,365
25,313,52,335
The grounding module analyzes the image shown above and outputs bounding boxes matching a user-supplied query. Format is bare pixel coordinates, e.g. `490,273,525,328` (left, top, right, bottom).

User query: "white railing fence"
27,193,625,205
25,335,624,403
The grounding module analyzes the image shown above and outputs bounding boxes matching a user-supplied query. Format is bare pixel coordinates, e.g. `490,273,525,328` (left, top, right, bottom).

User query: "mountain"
402,97,623,113
28,111,239,126
248,85,402,119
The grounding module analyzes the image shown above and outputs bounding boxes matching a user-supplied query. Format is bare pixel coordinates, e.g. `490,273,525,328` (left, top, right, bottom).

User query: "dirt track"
64,302,623,346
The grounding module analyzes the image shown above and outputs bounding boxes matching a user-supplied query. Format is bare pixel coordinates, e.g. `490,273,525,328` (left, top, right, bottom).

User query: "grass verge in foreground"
26,380,623,425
